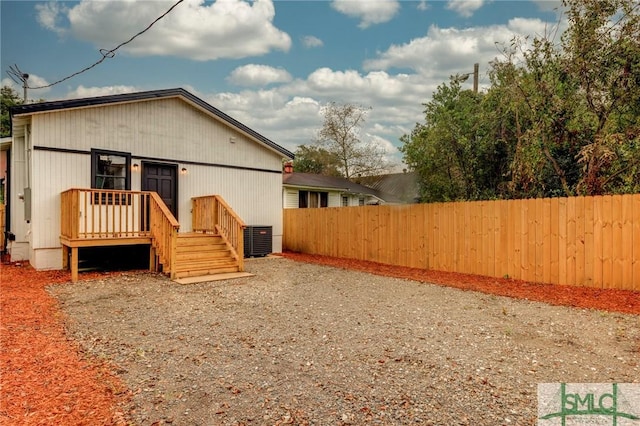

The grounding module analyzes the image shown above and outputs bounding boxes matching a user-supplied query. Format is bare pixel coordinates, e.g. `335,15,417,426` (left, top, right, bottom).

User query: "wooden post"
70,247,78,283
169,229,177,280
149,245,157,272
62,245,69,270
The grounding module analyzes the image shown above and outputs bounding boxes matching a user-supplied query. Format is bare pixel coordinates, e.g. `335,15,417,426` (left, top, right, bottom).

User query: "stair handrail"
192,195,245,271
149,192,180,278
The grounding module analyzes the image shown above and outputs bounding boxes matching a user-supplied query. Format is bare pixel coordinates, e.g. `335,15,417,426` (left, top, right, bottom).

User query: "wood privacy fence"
283,194,640,291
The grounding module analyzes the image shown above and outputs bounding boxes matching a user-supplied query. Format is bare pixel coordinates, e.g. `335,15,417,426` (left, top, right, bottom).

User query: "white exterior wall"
30,98,281,169
15,96,286,269
283,189,298,209
282,187,366,209
328,192,342,207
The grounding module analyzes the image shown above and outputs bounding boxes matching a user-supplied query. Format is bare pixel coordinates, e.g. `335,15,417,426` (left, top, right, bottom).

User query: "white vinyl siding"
283,190,299,209
328,192,342,207
31,150,90,249
29,98,282,171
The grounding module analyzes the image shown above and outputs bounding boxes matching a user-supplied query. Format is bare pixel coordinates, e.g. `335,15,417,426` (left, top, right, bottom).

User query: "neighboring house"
282,167,402,208
7,88,293,278
357,172,421,204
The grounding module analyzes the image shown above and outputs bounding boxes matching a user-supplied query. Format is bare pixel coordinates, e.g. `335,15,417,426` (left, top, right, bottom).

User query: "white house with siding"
282,168,402,209
7,88,293,272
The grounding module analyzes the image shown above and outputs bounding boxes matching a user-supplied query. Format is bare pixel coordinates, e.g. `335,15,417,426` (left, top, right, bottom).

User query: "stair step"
174,265,240,278
176,250,231,260
155,232,241,280
174,258,238,272
177,234,224,245
176,244,228,252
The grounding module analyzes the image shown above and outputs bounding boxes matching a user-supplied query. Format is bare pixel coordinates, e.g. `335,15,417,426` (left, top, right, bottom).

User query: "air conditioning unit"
243,226,272,258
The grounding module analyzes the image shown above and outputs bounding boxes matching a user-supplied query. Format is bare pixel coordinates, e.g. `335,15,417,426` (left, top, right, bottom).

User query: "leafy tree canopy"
1,86,23,137
401,0,640,201
292,145,342,176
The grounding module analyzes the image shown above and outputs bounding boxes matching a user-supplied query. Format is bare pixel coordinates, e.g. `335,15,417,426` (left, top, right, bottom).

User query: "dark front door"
142,162,178,219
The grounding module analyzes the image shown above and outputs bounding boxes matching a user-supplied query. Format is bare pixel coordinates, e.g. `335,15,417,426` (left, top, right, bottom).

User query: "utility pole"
22,73,29,102
452,63,480,93
473,63,478,94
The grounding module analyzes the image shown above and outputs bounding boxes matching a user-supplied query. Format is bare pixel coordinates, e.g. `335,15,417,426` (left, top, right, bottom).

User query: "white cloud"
208,65,434,155
331,0,400,29
417,1,430,12
301,35,324,48
227,64,293,87
446,0,488,18
362,18,557,80
35,1,68,36
59,0,291,61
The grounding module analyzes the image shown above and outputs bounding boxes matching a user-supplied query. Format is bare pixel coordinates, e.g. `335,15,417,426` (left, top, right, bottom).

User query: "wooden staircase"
60,189,245,282
172,233,240,278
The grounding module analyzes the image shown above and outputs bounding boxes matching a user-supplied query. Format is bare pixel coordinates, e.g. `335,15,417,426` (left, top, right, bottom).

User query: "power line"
7,0,184,91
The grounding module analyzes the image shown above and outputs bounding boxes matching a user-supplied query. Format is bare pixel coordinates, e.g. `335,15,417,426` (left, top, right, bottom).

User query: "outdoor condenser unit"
243,226,272,258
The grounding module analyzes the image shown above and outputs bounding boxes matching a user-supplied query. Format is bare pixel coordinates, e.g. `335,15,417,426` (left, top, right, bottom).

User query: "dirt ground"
47,255,640,425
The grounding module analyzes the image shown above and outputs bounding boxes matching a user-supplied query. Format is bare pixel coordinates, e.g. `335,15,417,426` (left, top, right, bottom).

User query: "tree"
1,86,22,137
316,102,390,180
562,0,640,194
292,145,342,176
400,79,508,202
401,0,640,201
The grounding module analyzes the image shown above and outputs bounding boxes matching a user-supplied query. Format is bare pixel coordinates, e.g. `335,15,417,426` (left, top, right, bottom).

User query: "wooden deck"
60,189,245,282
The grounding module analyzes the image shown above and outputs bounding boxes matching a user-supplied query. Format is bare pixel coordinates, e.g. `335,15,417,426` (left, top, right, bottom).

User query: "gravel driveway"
49,256,640,425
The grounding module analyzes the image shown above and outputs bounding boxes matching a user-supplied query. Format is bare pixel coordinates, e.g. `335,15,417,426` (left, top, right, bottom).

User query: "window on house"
341,196,349,207
92,149,131,190
91,149,131,203
298,190,329,208
298,191,308,208
358,198,365,206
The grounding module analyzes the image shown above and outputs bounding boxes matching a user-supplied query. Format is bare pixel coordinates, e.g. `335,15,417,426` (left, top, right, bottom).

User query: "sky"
1,0,565,168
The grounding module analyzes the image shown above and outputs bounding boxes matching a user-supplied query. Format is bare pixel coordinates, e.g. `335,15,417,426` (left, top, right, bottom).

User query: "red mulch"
1,253,637,425
281,252,640,315
0,263,130,426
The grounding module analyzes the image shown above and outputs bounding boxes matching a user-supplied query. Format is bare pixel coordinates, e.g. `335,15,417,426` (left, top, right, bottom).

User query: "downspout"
5,148,10,236
23,124,32,224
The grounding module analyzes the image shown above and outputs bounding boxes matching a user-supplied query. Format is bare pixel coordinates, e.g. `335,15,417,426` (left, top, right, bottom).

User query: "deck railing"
60,188,180,277
192,195,246,271
61,188,152,239
148,192,180,277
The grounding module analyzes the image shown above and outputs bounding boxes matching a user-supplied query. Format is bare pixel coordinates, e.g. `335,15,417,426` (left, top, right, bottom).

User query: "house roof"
357,172,420,204
283,172,404,204
10,88,294,159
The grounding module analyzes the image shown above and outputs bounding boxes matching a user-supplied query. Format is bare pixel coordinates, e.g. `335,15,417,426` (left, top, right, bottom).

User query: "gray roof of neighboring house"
357,172,420,204
10,88,294,159
283,172,404,204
